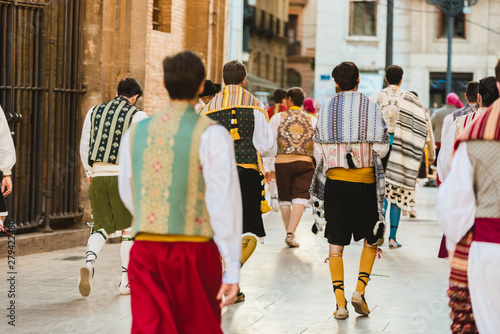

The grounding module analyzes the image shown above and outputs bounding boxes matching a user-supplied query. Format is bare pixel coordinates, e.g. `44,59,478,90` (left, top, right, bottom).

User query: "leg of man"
328,244,348,319
108,176,134,294
389,203,402,248
280,205,291,231
120,227,133,295
352,240,378,316
285,203,304,247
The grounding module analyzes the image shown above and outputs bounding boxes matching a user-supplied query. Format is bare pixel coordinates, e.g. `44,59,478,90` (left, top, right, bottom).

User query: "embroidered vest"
129,103,214,238
206,108,258,164
277,109,314,157
468,141,500,219
88,96,138,166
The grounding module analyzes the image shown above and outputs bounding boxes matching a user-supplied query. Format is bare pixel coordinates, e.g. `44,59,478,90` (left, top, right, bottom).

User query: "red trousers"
129,240,223,334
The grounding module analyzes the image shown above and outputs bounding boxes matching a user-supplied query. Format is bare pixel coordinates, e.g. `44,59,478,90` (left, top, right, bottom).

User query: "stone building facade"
80,0,230,221
243,0,288,102
314,0,500,106
287,0,317,98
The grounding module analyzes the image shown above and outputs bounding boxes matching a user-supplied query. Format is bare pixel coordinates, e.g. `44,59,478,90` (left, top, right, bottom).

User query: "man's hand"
216,283,239,308
428,159,435,165
87,177,92,184
1,175,12,196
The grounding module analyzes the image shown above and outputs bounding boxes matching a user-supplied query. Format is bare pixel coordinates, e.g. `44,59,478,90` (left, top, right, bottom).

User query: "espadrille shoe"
351,291,370,316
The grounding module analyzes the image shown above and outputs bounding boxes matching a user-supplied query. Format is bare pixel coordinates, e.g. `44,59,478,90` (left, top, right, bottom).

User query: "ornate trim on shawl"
385,92,427,209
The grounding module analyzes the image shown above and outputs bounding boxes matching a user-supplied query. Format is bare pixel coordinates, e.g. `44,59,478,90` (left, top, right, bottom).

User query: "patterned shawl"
385,92,427,191
202,84,266,115
456,99,500,147
310,91,388,222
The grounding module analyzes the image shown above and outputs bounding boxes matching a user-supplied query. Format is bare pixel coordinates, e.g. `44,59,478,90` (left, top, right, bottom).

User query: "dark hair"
331,62,359,91
496,59,500,83
223,60,247,85
163,51,206,100
273,89,287,103
478,76,499,108
286,87,305,107
117,77,143,98
385,65,404,85
465,81,479,103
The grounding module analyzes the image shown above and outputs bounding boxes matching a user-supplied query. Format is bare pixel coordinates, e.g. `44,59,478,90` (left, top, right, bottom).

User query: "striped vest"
129,102,214,238
88,96,138,166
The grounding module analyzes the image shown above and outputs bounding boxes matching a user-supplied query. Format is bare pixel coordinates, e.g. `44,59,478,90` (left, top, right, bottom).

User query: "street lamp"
425,0,478,94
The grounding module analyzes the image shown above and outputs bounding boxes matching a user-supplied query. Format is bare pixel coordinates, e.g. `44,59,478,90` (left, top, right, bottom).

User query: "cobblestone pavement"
1,186,451,333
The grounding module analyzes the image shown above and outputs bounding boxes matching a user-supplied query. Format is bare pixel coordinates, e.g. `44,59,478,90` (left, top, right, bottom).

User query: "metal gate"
0,0,85,232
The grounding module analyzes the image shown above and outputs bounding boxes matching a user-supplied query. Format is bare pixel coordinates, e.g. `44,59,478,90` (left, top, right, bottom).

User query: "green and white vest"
129,102,214,238
88,96,138,166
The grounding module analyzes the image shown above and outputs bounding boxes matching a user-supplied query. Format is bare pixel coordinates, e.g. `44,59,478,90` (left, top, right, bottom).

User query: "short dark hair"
331,62,359,91
385,65,404,85
496,59,500,83
286,87,305,107
223,60,247,85
117,77,143,98
465,81,479,103
163,51,206,100
478,76,499,108
273,89,286,103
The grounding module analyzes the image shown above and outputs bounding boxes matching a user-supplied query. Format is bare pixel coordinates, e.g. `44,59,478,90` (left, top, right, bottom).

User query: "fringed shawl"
385,93,427,203
310,91,388,221
456,99,500,147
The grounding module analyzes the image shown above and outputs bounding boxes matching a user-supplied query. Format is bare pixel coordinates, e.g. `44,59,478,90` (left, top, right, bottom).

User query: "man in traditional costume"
438,76,499,181
267,87,318,247
79,77,148,297
202,60,276,303
437,69,500,333
440,81,479,147
0,105,16,229
267,88,287,119
310,62,389,319
431,92,463,163
194,79,221,113
370,65,428,248
119,51,241,334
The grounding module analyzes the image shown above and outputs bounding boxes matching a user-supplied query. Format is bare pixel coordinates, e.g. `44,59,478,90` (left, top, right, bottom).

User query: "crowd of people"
74,54,500,333
0,49,498,333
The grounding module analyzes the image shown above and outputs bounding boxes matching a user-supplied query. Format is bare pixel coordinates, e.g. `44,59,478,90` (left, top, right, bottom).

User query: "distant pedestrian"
79,77,148,297
194,79,221,113
370,65,427,248
267,88,287,119
267,87,318,247
431,92,462,164
311,62,389,319
303,97,317,117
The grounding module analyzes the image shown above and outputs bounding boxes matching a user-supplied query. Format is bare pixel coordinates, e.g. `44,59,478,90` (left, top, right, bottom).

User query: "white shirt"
119,124,243,284
79,105,148,177
251,103,277,158
436,142,476,252
436,119,457,181
0,106,16,176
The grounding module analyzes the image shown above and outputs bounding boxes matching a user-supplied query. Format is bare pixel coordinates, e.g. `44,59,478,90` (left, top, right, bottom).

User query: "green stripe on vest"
130,102,213,238
89,96,138,166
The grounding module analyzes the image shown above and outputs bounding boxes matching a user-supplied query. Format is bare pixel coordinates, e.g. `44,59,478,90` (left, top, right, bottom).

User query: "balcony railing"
287,40,301,56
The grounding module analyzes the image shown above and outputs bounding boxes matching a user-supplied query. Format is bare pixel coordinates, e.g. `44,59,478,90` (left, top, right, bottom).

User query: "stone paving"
0,186,451,333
